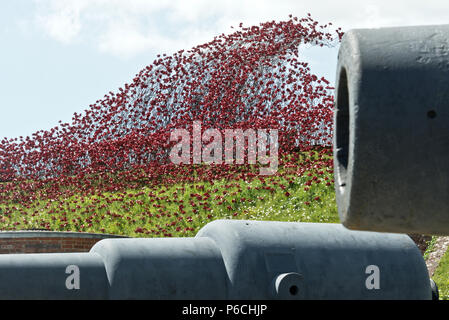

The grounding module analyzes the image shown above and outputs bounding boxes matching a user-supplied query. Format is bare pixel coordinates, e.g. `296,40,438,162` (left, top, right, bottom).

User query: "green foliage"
433,249,449,300
0,151,338,237
424,236,438,261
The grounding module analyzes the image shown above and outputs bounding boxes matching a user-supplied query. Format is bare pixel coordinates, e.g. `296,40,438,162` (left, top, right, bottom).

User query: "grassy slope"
433,251,449,300
1,149,448,299
0,151,338,237
426,237,449,300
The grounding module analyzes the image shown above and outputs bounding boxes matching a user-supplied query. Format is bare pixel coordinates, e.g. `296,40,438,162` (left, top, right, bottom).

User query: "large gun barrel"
0,220,433,299
334,24,449,235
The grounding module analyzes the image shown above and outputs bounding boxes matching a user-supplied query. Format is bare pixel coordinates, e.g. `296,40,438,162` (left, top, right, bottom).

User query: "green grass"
0,151,338,237
424,236,438,261
428,238,449,300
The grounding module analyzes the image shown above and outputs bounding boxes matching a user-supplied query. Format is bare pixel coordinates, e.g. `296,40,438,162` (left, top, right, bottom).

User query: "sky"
1,0,448,139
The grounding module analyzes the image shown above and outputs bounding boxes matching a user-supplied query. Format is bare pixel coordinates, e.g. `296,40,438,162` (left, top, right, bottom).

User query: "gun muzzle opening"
335,67,350,189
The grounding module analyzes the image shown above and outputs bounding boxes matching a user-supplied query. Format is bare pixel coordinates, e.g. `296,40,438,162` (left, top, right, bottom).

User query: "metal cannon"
334,24,449,235
0,220,434,299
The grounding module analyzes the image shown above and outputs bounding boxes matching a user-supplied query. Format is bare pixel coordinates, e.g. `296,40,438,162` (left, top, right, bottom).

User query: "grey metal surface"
197,220,431,300
0,252,108,299
0,220,432,299
334,24,449,234
90,237,227,300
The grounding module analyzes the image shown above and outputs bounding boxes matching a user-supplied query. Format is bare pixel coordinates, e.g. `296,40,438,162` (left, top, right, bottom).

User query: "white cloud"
34,0,89,44
32,0,449,58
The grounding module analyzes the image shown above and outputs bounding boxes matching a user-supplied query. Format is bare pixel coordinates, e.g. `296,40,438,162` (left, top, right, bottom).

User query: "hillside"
0,149,336,236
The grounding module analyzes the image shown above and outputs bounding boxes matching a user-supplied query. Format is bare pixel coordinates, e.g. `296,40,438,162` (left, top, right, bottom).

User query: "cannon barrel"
0,220,433,299
334,24,449,235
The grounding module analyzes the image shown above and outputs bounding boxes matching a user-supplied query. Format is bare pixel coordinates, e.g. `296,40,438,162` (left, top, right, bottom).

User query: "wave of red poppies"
0,15,342,205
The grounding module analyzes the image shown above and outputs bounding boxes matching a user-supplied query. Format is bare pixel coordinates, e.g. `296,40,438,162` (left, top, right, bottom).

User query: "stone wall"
0,231,127,254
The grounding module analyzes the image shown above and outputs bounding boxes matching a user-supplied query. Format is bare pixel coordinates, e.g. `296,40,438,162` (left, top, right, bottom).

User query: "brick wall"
0,231,127,254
